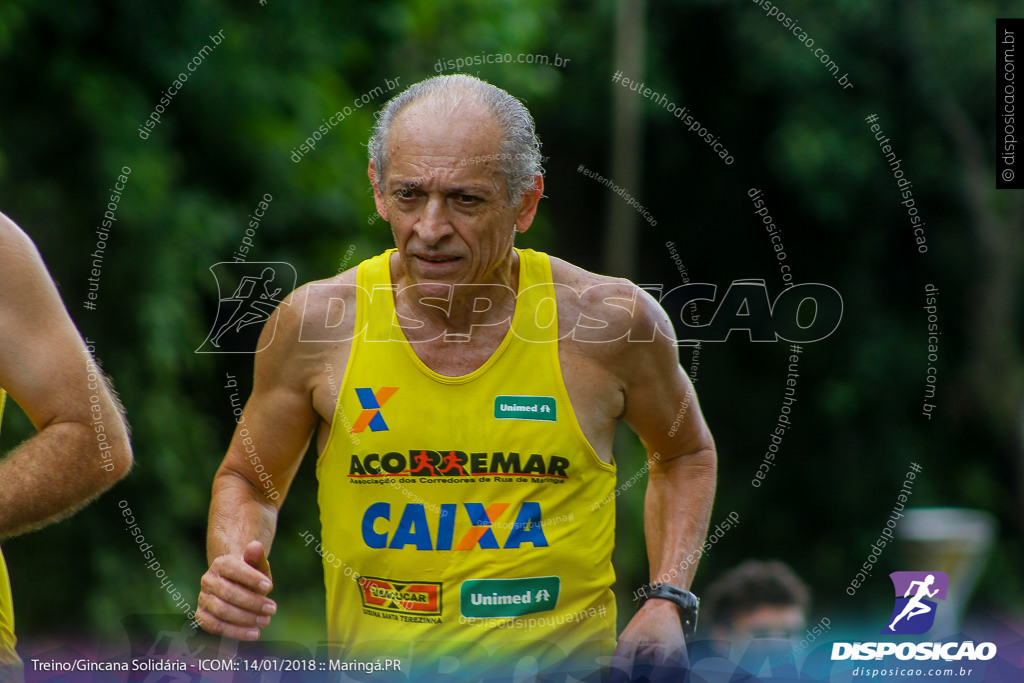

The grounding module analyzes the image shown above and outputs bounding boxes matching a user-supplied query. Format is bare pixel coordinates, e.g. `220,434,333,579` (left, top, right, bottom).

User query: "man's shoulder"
0,214,67,325
279,250,394,344
547,255,664,322
0,212,29,245
546,255,672,347
276,265,362,343
294,264,361,303
0,213,44,281
547,254,631,291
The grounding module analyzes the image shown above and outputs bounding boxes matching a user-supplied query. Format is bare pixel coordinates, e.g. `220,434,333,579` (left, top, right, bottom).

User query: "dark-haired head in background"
701,559,809,657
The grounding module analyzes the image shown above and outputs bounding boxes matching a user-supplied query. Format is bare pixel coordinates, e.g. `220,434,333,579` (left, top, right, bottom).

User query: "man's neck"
391,250,520,339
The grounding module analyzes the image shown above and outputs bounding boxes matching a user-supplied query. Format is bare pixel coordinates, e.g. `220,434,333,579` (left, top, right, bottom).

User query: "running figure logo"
438,451,467,476
409,450,438,476
197,262,296,353
882,571,949,635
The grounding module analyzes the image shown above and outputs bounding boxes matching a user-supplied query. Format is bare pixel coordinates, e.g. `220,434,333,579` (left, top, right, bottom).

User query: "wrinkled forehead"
381,99,506,188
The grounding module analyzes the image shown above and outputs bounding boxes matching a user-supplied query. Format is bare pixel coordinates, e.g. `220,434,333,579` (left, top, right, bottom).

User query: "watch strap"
644,583,699,636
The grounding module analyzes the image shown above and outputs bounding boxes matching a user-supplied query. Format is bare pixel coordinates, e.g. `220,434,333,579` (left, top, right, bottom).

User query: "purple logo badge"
882,571,948,635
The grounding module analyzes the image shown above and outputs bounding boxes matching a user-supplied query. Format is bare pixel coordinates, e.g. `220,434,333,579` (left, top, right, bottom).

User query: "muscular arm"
0,213,132,539
199,284,333,639
632,353,716,590
613,287,717,667
205,330,318,563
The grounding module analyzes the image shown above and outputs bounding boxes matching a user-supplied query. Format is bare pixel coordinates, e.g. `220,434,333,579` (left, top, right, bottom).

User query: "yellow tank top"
317,248,617,676
0,388,19,666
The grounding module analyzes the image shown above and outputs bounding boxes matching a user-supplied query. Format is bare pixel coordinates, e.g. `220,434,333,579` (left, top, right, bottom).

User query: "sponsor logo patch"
460,576,560,618
494,395,556,422
359,576,442,617
348,450,569,480
362,502,550,551
350,387,398,433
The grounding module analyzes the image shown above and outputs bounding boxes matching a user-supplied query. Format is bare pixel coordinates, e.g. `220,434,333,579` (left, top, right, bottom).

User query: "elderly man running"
198,74,716,679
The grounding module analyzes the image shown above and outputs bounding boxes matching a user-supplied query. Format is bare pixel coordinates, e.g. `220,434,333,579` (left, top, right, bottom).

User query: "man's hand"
610,599,688,680
197,540,277,640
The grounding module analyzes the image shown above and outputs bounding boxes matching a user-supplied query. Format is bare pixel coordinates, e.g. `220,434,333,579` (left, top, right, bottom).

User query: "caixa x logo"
832,570,997,663
350,387,398,433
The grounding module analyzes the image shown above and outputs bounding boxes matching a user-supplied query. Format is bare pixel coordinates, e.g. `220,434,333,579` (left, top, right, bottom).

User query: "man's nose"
414,196,453,245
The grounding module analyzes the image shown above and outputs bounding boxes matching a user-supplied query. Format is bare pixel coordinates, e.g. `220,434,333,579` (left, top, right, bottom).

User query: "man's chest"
312,338,622,463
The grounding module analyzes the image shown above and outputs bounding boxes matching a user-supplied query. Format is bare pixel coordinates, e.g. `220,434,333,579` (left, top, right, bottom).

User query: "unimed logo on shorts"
883,571,948,635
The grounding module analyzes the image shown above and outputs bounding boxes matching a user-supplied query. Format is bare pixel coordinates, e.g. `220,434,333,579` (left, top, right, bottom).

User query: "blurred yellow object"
897,507,997,638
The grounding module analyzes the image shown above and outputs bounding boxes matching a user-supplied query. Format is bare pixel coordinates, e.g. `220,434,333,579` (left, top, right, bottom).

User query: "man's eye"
392,189,422,205
455,194,479,204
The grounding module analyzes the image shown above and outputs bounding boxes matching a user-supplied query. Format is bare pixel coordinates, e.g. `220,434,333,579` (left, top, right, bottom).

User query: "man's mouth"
416,254,460,263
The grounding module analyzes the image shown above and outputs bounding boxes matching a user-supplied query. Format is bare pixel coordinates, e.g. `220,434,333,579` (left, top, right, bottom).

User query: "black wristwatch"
644,583,699,636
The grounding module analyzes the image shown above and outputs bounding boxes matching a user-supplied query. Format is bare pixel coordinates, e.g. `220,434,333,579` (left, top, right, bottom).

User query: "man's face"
370,101,541,298
728,604,806,641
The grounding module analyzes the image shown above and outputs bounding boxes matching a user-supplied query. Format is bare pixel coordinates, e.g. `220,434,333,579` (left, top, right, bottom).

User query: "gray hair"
367,74,543,202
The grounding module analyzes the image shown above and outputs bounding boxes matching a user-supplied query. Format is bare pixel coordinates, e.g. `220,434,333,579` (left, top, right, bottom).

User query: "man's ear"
368,162,388,221
513,174,544,234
